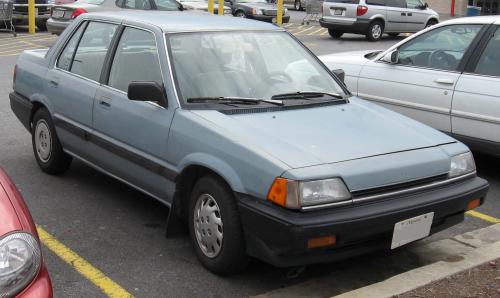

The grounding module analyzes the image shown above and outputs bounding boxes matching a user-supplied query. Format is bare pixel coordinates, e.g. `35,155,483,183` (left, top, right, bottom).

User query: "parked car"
10,11,489,274
47,0,183,35
284,0,305,11
320,16,500,157
320,0,439,41
225,0,289,23
12,0,54,31
0,168,53,297
178,0,231,14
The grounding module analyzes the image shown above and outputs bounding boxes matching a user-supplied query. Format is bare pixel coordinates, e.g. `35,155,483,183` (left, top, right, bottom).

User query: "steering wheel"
428,50,456,69
265,71,293,83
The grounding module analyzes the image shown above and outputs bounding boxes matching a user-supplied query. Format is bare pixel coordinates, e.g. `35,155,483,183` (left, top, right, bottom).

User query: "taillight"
356,5,368,16
71,8,87,19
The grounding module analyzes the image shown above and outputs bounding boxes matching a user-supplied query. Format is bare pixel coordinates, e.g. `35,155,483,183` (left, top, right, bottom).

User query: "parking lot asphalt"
0,10,499,298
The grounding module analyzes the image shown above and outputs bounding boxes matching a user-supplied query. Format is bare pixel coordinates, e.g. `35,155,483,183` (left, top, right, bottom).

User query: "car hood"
320,50,380,68
191,97,456,169
182,2,230,10
0,183,22,235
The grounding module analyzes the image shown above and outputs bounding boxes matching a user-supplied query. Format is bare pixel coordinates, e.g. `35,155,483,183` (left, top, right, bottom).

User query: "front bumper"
319,18,370,34
46,18,71,35
250,14,290,23
16,265,53,298
237,176,489,267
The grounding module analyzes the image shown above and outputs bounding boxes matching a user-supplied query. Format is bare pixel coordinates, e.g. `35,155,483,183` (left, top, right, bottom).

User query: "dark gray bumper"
319,18,371,34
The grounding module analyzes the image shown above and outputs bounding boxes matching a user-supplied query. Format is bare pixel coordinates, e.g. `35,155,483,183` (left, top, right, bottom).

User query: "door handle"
49,79,59,87
435,78,455,85
407,12,413,16
401,12,407,16
99,100,111,107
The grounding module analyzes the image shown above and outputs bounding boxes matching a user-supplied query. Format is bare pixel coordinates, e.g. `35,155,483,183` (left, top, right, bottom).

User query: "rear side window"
406,0,423,9
366,0,386,5
474,27,500,77
108,27,163,92
57,22,86,71
70,22,118,82
324,0,360,3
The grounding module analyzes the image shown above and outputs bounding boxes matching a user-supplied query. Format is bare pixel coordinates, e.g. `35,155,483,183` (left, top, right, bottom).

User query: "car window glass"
386,0,405,8
366,0,386,6
474,27,500,77
397,24,482,71
57,22,86,71
108,27,163,93
70,22,117,82
123,0,152,9
405,0,422,9
153,0,181,10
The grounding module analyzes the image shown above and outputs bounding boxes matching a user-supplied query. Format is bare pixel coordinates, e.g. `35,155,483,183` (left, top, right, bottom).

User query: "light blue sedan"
10,11,489,274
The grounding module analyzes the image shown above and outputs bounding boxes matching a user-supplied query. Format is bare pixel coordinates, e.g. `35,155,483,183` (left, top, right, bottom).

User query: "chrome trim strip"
451,110,500,125
358,92,451,116
301,172,477,211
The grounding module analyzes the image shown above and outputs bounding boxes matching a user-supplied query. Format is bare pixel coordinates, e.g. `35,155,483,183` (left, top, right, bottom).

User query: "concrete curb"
334,224,500,298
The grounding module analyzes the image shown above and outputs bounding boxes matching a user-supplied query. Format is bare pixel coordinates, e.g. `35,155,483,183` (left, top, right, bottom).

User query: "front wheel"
366,21,384,41
426,19,438,28
32,108,72,174
235,11,246,18
188,175,248,275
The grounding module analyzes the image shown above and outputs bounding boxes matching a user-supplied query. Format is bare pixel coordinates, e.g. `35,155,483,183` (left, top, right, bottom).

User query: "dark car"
225,0,289,23
12,0,53,31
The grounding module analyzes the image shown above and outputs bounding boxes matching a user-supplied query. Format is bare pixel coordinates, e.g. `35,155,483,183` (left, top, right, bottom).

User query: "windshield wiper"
271,91,345,100
187,97,284,106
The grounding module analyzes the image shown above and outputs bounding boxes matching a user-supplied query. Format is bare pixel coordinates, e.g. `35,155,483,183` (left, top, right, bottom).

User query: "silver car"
320,0,439,41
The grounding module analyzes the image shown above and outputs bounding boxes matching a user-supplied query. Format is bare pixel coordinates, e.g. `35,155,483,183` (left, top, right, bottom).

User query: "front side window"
108,27,163,93
405,0,422,9
397,24,482,71
153,0,181,10
386,0,405,8
122,0,152,9
169,31,345,106
57,22,86,71
474,27,500,77
70,22,118,81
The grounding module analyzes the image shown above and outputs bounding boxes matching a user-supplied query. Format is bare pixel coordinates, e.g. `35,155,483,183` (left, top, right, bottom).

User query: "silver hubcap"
194,194,223,258
34,120,52,162
372,25,382,39
236,12,245,18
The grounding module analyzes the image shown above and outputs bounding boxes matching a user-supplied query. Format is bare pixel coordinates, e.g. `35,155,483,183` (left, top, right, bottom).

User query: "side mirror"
179,4,184,11
331,69,345,83
420,2,428,9
381,50,399,64
128,81,166,107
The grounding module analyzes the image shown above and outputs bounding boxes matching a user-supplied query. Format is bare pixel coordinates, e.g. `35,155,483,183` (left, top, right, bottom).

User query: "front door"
357,23,484,133
385,0,408,32
92,26,176,202
405,0,428,32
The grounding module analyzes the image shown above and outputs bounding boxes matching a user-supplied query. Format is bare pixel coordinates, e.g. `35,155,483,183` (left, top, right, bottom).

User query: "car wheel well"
30,102,47,131
234,10,245,16
173,165,232,220
426,18,438,26
370,18,385,29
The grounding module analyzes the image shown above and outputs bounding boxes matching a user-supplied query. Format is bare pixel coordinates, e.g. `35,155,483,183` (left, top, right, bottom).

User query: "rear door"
92,25,176,202
452,25,500,152
385,0,407,32
357,23,484,133
46,21,118,158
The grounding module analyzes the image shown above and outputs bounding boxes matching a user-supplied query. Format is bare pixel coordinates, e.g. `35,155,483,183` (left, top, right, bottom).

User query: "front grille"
352,173,449,199
263,9,277,16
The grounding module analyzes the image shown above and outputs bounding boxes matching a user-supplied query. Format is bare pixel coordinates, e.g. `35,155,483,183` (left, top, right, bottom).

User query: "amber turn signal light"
466,198,481,211
267,178,288,207
307,235,337,249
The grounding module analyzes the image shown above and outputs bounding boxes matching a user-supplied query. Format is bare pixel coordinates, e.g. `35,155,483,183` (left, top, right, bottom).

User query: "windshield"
169,31,345,107
80,0,105,4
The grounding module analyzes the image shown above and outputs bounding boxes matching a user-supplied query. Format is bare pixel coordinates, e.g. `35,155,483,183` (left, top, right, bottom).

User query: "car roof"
439,15,500,26
86,11,284,32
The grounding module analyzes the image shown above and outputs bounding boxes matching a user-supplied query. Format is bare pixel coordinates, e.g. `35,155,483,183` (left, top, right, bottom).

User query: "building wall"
427,0,468,16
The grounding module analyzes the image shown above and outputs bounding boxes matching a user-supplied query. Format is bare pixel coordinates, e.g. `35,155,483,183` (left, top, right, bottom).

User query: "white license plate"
334,9,344,16
52,10,64,18
391,212,434,249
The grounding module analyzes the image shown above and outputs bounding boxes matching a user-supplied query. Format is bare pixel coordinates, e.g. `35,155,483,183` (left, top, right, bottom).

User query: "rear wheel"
366,20,384,41
235,11,246,18
188,175,248,275
32,108,72,175
328,29,344,39
294,0,303,11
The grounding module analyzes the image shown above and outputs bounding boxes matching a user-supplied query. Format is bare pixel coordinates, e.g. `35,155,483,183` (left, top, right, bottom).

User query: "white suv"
320,0,439,41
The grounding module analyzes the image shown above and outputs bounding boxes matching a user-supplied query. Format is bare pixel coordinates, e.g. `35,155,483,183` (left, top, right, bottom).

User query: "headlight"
252,8,263,15
0,232,41,298
449,152,476,178
224,9,231,14
267,177,351,209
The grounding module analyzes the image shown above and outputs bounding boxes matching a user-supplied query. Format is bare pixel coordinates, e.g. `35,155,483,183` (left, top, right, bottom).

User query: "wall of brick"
426,0,468,16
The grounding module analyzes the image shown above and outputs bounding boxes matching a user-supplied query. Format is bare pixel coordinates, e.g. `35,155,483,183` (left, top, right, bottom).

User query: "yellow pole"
277,0,283,26
218,0,223,15
28,0,36,34
208,0,214,14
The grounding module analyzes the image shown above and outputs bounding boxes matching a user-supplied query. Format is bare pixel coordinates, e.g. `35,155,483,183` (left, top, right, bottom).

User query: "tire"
366,20,384,41
294,0,302,11
32,108,72,175
426,19,438,28
388,33,399,37
188,175,248,275
36,21,47,31
328,29,344,39
235,11,246,18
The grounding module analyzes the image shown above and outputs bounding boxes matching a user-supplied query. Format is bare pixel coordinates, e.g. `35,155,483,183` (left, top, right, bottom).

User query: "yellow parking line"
293,27,317,35
0,46,39,55
37,226,134,298
0,42,32,50
307,28,325,35
466,210,500,224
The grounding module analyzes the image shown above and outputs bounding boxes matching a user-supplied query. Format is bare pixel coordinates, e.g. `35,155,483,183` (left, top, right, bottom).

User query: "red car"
0,168,53,298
